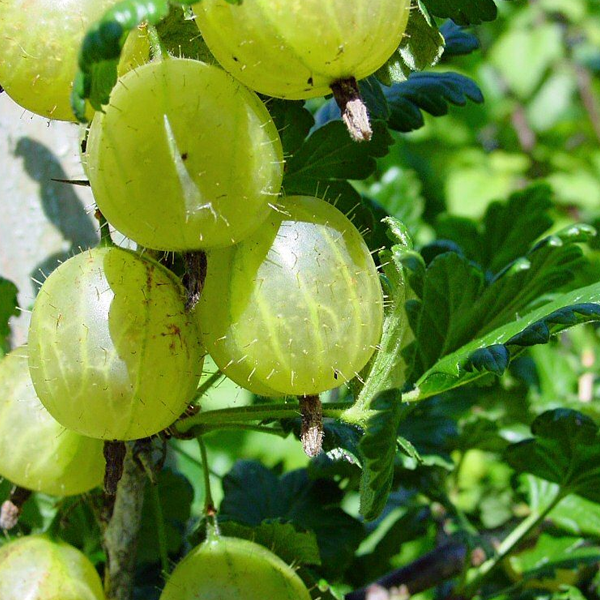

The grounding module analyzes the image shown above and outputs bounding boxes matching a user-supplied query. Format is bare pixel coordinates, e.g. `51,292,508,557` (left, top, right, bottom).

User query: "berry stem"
176,401,356,436
147,25,169,62
95,209,115,247
460,487,566,596
197,423,288,437
331,77,373,143
151,484,170,578
198,436,220,538
191,370,224,404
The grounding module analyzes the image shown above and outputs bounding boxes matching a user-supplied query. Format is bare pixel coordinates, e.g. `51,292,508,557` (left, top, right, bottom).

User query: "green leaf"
422,0,498,26
398,397,458,467
406,252,485,379
385,72,484,133
315,72,483,135
268,100,315,158
219,461,364,578
72,0,171,120
404,218,596,383
218,521,321,567
358,390,405,521
408,282,600,400
436,183,555,273
490,23,564,100
155,5,216,62
282,119,394,249
508,532,600,585
376,1,445,85
351,504,431,584
525,476,600,539
507,409,600,502
0,276,18,352
552,589,587,600
440,21,480,57
283,120,393,190
137,469,193,564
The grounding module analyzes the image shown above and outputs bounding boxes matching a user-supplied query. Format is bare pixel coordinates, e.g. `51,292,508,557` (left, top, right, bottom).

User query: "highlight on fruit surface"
0,0,143,121
160,535,312,600
0,347,105,496
196,195,384,397
28,246,204,441
0,535,105,600
86,57,284,251
193,0,411,140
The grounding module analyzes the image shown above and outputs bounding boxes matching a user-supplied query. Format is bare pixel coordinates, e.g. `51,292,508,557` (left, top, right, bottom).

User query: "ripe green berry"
86,58,283,251
0,535,105,600
160,536,312,600
0,347,104,495
28,247,204,441
0,0,144,121
196,195,384,396
194,0,411,100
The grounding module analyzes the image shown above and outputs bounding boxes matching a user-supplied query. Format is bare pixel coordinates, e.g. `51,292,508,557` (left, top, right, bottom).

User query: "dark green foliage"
507,409,600,502
218,461,364,577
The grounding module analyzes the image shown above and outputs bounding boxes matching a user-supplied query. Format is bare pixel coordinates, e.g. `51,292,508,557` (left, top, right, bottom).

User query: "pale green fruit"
0,347,104,496
0,0,122,121
196,195,384,396
0,535,105,600
28,247,204,441
194,0,411,99
86,58,283,251
160,536,312,600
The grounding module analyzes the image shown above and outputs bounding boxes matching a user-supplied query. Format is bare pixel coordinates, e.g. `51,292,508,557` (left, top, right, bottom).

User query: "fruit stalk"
331,77,373,143
103,444,147,600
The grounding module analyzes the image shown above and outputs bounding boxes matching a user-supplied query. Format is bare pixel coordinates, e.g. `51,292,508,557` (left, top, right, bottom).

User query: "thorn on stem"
299,394,324,457
331,77,373,143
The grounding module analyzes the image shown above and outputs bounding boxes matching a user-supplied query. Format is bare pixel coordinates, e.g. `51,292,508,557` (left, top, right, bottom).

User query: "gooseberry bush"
2,0,600,599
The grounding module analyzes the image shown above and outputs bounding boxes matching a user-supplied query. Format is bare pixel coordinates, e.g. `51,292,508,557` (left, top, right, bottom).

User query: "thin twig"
575,64,600,143
103,444,147,600
345,543,467,600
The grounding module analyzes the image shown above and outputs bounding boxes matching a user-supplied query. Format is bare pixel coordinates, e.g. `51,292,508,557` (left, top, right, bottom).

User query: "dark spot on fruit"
307,76,314,86
141,267,155,304
81,138,87,153
162,324,183,352
232,56,239,62
181,152,188,161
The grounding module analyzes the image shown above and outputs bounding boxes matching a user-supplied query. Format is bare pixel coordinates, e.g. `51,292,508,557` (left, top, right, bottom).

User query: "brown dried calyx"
299,394,324,457
331,77,373,143
103,441,127,496
0,486,32,530
183,251,208,311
